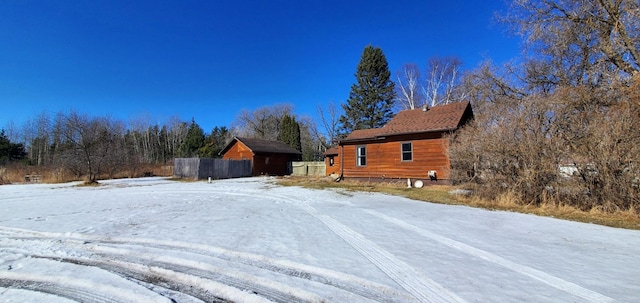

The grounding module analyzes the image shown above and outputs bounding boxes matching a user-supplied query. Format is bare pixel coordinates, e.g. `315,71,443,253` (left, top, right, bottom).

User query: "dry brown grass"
0,167,7,185
457,192,640,230
0,165,65,183
276,176,640,230
0,163,174,184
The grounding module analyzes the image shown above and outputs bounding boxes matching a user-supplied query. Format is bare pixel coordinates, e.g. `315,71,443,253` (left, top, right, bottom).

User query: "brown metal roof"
343,101,472,142
220,137,302,156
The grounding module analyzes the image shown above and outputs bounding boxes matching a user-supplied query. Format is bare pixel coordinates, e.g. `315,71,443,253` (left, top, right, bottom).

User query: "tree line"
2,112,197,183
0,106,325,183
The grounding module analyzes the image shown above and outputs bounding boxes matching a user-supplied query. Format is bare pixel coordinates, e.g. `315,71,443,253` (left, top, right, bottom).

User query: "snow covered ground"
0,177,638,303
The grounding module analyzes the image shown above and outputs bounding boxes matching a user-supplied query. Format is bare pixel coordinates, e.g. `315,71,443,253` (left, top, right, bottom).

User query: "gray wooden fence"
174,158,252,180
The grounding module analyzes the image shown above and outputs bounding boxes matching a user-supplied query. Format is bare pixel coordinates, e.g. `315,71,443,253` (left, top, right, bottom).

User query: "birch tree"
424,56,463,107
395,63,423,110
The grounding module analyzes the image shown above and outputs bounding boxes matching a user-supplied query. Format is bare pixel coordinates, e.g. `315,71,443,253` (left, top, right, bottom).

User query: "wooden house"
324,146,341,177
220,137,302,176
326,101,473,184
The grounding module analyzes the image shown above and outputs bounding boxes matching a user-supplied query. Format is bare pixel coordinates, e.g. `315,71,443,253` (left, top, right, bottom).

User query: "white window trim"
356,145,367,167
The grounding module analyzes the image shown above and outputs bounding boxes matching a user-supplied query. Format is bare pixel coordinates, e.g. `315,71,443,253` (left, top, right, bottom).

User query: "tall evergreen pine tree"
0,129,26,165
278,115,302,152
178,119,205,157
339,45,395,135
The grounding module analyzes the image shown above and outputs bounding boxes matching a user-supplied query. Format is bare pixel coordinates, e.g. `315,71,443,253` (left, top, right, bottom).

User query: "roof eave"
218,136,240,156
339,127,458,144
253,150,302,155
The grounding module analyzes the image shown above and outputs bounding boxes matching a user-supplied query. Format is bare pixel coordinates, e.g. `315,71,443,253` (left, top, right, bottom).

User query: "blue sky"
0,0,519,134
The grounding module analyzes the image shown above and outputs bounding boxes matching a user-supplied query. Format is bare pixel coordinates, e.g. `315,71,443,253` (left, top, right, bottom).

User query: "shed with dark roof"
328,101,473,183
219,137,302,176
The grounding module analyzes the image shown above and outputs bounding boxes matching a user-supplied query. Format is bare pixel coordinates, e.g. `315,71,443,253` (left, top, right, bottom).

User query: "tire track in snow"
365,209,615,303
85,245,328,303
3,238,315,303
0,226,412,303
1,281,112,303
182,189,466,303
134,280,205,303
0,271,170,303
296,203,467,303
31,255,271,303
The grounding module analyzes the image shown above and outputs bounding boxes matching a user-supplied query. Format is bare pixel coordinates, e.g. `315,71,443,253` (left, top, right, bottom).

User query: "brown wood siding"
221,141,255,161
340,132,451,180
222,139,300,176
253,153,293,176
325,154,341,176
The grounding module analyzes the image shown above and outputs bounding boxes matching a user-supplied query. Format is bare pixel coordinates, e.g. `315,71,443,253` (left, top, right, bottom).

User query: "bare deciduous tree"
450,93,565,205
165,115,188,160
394,57,466,110
449,0,640,213
395,63,423,110
316,100,341,145
31,112,52,166
424,56,463,107
17,112,52,166
550,81,640,210
503,0,640,84
297,115,325,161
60,112,124,184
464,79,639,211
459,61,528,108
234,104,293,140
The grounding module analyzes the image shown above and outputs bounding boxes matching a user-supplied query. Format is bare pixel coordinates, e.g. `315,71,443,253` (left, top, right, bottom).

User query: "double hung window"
401,142,413,161
356,146,367,166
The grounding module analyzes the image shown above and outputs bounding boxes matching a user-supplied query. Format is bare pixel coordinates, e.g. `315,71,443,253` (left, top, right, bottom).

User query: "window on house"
265,157,270,165
401,142,413,161
329,156,334,166
357,146,366,166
